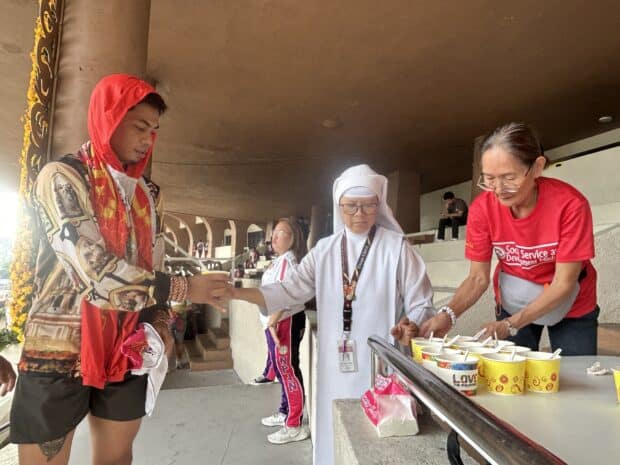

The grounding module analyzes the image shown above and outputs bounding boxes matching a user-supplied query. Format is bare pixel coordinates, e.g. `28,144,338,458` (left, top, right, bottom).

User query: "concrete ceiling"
2,1,620,223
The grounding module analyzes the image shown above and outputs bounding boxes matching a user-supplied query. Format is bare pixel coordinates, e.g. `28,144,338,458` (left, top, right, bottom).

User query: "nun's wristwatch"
505,319,518,337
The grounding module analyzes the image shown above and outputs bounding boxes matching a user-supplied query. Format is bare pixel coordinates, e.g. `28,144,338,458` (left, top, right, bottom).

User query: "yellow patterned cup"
435,353,480,396
481,353,526,395
484,340,515,350
465,346,496,385
499,345,532,356
525,351,561,393
421,347,461,374
410,338,445,363
453,341,485,351
613,368,620,403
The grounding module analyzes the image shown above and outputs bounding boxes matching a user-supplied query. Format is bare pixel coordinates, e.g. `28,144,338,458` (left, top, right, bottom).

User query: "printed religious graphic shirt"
18,152,176,382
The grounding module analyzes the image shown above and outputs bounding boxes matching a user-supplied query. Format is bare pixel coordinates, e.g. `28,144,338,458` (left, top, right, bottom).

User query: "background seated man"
437,191,468,240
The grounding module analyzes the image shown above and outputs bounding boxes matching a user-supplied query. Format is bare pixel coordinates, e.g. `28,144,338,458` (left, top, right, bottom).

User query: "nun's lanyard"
340,225,377,333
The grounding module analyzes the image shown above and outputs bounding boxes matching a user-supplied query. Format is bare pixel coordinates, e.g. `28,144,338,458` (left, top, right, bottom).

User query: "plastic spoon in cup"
445,335,460,347
509,347,517,361
463,350,470,361
428,331,434,341
493,331,498,347
549,348,562,359
472,329,486,341
480,336,493,346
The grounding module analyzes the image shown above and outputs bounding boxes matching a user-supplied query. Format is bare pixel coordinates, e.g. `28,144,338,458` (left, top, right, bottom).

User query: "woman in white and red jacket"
258,217,309,445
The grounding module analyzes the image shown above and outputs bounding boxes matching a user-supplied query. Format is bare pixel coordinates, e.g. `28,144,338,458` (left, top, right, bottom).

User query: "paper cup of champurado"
420,346,461,374
435,353,480,396
611,367,620,403
483,339,516,350
524,351,561,394
481,352,526,396
499,345,532,356
410,337,447,363
453,340,486,351
465,346,497,385
447,335,481,346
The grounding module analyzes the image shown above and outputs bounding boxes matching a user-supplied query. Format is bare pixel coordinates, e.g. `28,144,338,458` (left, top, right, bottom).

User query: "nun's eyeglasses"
339,202,378,215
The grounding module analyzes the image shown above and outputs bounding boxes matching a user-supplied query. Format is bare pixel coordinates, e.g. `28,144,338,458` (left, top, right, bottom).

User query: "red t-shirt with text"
465,177,596,318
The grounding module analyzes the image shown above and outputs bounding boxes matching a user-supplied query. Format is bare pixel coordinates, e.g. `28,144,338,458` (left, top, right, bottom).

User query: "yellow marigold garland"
7,10,45,342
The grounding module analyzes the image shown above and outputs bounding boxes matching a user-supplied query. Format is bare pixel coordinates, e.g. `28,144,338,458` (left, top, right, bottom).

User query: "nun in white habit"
231,164,435,465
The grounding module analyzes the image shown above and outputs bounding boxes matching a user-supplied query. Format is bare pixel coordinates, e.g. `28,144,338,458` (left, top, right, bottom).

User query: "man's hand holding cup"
187,271,232,312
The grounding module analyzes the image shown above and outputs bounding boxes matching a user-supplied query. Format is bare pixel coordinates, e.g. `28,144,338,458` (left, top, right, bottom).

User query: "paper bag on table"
360,374,419,438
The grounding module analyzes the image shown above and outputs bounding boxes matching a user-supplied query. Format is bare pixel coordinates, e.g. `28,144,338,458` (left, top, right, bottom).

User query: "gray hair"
481,122,547,167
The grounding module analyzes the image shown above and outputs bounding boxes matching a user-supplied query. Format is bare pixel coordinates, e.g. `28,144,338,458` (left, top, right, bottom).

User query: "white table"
472,356,620,464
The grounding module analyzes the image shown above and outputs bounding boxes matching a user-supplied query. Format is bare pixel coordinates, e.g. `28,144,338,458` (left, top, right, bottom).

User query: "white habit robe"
260,225,435,465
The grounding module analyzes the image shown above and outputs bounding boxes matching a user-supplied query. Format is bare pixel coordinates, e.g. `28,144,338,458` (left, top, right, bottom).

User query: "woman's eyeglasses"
339,203,378,215
272,229,291,237
477,164,533,193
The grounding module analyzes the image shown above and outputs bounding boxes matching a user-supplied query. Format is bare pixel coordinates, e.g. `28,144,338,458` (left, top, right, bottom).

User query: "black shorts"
9,372,147,444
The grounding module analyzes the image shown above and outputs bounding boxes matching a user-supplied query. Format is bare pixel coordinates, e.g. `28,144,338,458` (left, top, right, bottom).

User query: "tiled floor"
69,383,312,465
161,367,242,390
0,370,312,465
0,444,15,465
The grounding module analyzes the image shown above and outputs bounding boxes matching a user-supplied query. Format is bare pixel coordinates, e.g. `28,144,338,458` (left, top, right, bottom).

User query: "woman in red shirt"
421,122,599,355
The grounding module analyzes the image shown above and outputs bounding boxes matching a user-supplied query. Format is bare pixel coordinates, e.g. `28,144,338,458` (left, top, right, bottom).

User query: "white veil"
332,164,403,234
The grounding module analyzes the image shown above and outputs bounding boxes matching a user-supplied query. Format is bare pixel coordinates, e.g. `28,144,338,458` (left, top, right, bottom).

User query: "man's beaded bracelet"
169,275,188,302
438,305,457,327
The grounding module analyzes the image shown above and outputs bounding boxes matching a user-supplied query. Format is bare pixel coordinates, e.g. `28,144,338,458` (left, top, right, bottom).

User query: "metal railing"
164,236,207,271
368,336,566,465
164,236,251,273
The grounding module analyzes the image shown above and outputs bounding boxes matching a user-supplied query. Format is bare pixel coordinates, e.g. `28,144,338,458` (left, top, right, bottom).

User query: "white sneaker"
261,412,286,427
267,425,310,444
249,375,276,386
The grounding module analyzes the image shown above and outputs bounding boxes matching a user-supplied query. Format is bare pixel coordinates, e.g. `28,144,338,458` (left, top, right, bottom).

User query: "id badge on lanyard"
337,333,358,373
338,225,376,374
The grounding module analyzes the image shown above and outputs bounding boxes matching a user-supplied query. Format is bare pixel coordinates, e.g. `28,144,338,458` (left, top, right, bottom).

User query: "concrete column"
207,218,230,257
265,221,274,242
51,0,151,158
471,135,485,202
200,219,214,258
226,220,238,258
163,228,178,258
233,220,254,257
164,213,194,255
387,170,421,233
168,224,190,255
307,205,328,249
174,213,210,257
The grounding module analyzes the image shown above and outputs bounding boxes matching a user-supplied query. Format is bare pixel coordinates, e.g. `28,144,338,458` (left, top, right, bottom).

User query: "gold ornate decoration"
8,0,64,342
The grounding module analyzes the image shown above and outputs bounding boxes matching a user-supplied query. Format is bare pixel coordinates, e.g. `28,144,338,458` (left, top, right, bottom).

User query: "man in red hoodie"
7,74,229,465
